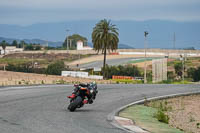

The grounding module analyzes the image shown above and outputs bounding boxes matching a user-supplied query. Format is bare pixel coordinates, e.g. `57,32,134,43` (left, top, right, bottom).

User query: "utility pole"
173,32,176,49
144,31,148,84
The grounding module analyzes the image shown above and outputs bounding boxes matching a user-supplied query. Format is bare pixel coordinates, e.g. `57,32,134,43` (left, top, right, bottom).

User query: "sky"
1,0,200,25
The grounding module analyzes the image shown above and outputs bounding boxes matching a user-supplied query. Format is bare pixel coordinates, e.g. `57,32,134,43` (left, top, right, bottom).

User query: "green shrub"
103,64,142,79
192,67,200,82
197,123,200,128
56,79,66,84
161,80,173,84
41,80,45,84
167,71,175,81
6,63,45,74
154,110,169,124
45,60,65,75
174,62,183,78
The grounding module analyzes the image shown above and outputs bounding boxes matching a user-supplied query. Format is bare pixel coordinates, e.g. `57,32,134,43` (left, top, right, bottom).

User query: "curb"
107,91,200,133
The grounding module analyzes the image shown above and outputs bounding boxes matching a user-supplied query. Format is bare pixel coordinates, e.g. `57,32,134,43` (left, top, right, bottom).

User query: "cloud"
0,0,200,25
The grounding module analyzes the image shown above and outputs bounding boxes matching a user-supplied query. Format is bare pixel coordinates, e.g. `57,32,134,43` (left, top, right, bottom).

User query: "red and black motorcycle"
67,83,98,112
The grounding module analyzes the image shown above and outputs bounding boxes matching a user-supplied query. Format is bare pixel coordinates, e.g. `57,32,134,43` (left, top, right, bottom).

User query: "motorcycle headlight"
90,90,94,93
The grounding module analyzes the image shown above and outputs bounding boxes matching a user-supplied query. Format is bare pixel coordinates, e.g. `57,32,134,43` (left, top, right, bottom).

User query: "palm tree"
92,19,119,79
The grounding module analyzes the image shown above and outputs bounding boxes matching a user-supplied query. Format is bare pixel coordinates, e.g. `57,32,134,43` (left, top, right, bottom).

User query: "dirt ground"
149,95,200,133
3,53,90,62
0,70,112,86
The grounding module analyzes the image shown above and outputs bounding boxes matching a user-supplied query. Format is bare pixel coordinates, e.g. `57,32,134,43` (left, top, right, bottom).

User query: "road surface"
77,57,144,69
0,84,200,133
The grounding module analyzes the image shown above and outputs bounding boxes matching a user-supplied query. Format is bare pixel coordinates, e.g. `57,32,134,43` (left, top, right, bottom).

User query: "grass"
0,58,49,65
0,58,30,64
119,105,183,133
127,57,157,64
172,80,191,84
159,80,192,84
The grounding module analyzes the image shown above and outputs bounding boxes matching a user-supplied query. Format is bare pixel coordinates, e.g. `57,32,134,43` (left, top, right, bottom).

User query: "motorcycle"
67,82,98,112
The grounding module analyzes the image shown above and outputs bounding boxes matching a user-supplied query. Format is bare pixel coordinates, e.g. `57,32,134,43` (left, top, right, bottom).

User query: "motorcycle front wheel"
68,96,82,112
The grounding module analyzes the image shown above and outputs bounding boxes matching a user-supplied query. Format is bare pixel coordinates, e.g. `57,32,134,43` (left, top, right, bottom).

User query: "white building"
77,40,93,50
0,46,23,55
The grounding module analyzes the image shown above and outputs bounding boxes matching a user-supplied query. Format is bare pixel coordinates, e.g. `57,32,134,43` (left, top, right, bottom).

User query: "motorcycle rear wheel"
68,96,82,112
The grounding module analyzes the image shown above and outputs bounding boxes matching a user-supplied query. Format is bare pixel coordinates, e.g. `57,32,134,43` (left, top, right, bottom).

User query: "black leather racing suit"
73,83,93,104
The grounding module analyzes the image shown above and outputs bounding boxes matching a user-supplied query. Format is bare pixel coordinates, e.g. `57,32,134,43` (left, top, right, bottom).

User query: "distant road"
78,57,144,68
0,84,200,133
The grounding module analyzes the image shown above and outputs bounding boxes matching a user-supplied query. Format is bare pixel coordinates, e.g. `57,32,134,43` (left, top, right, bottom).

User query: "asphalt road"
78,57,144,68
0,84,200,133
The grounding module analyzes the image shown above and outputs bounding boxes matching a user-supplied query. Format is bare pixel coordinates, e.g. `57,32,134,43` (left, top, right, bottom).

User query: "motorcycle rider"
68,82,95,104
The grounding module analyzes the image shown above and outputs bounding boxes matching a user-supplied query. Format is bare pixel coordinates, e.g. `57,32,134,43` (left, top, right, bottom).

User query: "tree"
187,67,200,82
24,44,34,50
1,40,7,55
12,40,18,47
35,45,41,50
193,67,200,82
174,62,183,79
92,19,119,79
63,34,88,49
187,67,196,79
19,40,25,48
45,61,65,75
102,65,141,79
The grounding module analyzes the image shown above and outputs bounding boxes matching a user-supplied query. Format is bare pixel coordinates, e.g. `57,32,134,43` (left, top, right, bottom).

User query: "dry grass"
0,70,112,86
148,95,200,133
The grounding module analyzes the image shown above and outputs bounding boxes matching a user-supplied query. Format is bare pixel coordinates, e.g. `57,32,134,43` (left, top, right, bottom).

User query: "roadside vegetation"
120,94,200,133
1,39,200,84
0,53,94,75
119,105,183,133
166,57,200,83
102,64,142,79
1,53,200,84
98,56,200,84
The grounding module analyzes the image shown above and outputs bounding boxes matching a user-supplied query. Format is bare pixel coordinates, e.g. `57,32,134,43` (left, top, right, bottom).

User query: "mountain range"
0,20,199,49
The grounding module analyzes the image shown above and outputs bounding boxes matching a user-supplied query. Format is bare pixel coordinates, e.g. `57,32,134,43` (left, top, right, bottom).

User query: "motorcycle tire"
68,96,82,112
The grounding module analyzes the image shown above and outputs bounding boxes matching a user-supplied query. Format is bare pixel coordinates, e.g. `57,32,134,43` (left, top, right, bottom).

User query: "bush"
186,67,200,82
161,80,172,84
6,63,32,73
6,63,45,74
187,67,195,78
103,64,141,79
154,110,169,124
167,71,175,81
45,60,65,75
24,45,34,50
192,67,200,82
56,79,66,84
174,62,183,78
